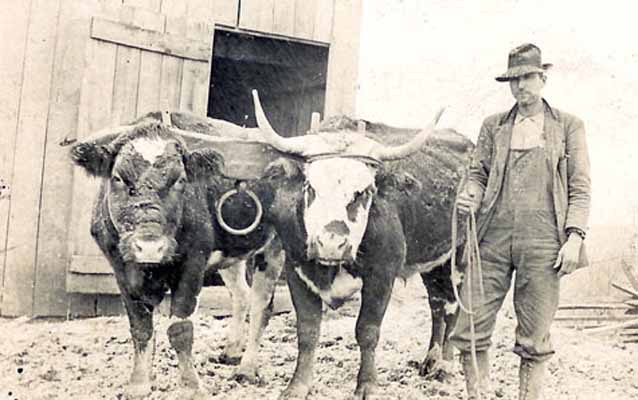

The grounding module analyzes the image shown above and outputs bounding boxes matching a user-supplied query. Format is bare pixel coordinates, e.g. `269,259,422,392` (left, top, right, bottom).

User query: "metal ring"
215,188,263,236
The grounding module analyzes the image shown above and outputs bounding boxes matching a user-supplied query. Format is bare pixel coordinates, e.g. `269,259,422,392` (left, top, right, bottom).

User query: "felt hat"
495,43,552,82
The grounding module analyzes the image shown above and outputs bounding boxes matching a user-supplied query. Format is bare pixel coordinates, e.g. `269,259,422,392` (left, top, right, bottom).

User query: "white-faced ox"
69,116,285,399
250,91,472,399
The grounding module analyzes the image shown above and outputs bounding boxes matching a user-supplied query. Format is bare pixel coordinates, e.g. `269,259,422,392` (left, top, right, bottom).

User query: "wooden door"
65,0,215,313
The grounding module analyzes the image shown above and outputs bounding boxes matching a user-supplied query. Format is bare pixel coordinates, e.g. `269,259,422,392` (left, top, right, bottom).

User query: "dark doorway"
208,29,329,137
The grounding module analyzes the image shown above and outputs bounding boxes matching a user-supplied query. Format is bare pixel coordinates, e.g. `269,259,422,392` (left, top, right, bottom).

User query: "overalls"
450,122,561,362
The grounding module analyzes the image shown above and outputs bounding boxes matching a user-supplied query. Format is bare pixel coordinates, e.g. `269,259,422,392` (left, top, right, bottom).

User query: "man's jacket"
463,99,591,268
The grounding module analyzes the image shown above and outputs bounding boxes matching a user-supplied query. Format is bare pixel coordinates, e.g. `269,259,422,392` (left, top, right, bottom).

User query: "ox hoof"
353,382,381,400
217,352,242,366
278,383,311,400
233,367,261,385
125,382,152,399
419,357,453,382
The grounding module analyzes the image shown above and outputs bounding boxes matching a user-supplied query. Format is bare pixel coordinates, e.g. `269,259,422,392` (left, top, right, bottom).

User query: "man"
450,43,591,400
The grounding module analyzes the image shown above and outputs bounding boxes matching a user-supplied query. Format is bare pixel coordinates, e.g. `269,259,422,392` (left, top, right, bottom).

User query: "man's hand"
456,191,480,215
553,234,583,277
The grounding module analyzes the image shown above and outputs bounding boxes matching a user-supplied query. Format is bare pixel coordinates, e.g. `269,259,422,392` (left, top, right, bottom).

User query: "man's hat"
495,43,552,82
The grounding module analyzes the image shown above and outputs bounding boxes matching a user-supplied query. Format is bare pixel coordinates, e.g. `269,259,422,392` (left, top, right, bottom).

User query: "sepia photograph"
0,0,637,399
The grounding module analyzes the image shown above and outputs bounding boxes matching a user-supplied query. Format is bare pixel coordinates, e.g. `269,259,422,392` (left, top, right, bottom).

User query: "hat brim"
495,63,553,82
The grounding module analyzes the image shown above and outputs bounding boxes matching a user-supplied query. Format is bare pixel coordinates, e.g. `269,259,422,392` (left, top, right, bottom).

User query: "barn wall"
324,0,362,118
0,0,361,317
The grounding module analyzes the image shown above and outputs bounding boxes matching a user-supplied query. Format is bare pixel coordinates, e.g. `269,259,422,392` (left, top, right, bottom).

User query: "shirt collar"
514,111,544,126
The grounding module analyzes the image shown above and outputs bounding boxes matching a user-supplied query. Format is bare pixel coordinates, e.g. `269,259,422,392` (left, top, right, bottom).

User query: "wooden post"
357,120,366,134
310,112,321,133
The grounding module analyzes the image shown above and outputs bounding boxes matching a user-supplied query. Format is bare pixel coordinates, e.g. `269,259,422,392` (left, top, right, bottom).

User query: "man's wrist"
566,227,586,241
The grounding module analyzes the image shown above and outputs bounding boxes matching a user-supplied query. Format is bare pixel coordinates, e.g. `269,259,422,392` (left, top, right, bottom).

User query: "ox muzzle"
306,220,355,266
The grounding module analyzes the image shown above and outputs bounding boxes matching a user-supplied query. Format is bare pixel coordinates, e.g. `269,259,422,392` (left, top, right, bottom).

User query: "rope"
451,206,484,395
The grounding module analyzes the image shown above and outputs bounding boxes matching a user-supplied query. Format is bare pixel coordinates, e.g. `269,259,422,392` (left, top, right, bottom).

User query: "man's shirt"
510,111,544,149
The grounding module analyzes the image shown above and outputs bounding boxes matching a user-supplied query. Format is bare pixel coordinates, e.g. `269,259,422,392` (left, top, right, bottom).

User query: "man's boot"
460,350,491,400
519,359,546,400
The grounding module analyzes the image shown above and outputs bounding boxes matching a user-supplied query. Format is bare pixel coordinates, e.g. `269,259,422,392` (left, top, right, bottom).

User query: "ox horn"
373,108,445,161
252,90,307,155
60,124,138,146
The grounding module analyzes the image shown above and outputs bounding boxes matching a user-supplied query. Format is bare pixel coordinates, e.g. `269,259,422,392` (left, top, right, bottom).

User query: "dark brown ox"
69,116,285,399
248,91,473,399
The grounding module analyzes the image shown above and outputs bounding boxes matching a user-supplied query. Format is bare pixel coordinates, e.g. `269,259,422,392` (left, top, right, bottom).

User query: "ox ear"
184,148,225,181
262,158,303,181
70,142,115,177
376,170,422,195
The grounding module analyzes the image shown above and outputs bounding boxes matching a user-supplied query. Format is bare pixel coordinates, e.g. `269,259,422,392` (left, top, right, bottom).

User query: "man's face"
509,72,546,107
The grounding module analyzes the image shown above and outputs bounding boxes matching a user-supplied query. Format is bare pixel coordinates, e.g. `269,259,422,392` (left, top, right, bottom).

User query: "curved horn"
374,108,445,161
252,89,307,155
60,124,137,147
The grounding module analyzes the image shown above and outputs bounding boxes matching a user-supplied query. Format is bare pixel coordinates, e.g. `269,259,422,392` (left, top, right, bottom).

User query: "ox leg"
279,262,322,400
235,243,285,383
168,260,206,399
353,276,394,399
218,261,250,365
419,266,457,380
122,297,155,399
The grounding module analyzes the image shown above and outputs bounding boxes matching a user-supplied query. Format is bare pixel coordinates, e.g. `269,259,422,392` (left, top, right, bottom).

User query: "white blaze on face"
131,137,169,164
304,158,377,263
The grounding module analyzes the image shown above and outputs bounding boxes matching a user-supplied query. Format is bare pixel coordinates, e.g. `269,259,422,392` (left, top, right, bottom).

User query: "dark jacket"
463,99,591,268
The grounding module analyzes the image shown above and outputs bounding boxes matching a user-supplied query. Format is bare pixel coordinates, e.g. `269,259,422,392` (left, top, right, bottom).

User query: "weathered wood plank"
134,8,165,116
112,7,142,124
91,17,211,62
180,18,214,114
612,282,638,298
67,293,97,318
159,0,187,110
211,0,239,27
33,0,97,317
313,0,334,43
68,255,112,274
324,0,362,118
0,0,30,316
294,0,316,39
63,0,124,317
96,294,125,315
584,318,638,334
68,0,119,294
186,0,215,23
2,0,62,317
66,273,120,295
557,303,636,310
239,0,275,32
123,0,161,11
272,0,295,36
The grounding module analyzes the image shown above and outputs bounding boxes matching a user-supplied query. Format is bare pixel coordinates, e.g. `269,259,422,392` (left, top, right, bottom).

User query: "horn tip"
435,107,446,124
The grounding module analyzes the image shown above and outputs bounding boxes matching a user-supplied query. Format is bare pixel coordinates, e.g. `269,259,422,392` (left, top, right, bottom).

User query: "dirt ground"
1,277,637,400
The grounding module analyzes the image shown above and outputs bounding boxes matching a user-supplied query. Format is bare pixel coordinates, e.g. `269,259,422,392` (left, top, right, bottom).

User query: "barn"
0,0,362,317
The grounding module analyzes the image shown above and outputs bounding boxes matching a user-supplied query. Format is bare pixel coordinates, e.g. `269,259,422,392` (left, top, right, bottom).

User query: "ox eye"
173,176,187,190
111,175,126,189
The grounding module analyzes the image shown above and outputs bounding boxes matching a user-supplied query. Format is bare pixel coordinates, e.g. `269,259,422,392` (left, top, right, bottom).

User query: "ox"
248,91,473,399
69,114,284,399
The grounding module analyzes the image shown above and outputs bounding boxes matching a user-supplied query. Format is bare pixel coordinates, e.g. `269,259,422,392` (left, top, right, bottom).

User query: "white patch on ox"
304,158,376,262
295,266,363,308
444,301,458,315
131,137,168,164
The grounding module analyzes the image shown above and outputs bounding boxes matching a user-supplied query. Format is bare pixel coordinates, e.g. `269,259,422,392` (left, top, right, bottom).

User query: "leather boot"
519,359,545,400
460,351,492,400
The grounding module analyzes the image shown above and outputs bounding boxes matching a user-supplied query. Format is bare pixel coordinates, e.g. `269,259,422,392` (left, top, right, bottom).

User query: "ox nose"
132,238,168,264
312,232,353,265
